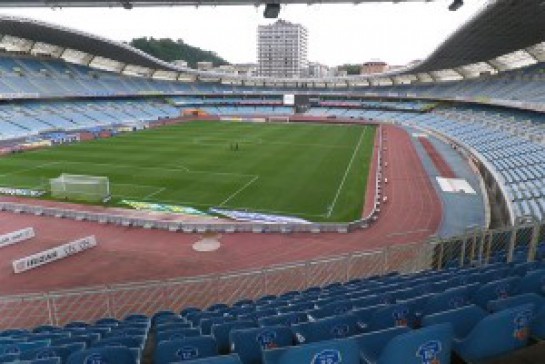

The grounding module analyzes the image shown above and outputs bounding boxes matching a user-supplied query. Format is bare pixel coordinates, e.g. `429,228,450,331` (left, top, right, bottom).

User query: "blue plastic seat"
349,295,384,309
353,326,409,363
0,340,50,355
33,326,62,334
423,303,534,362
187,312,224,327
20,343,85,362
28,358,61,364
0,354,19,363
181,307,201,317
156,328,200,343
52,333,100,347
233,299,254,307
124,314,149,323
512,262,544,276
518,268,545,295
277,302,314,314
200,317,237,336
92,336,142,350
363,303,414,331
230,325,293,364
488,293,545,312
64,322,90,329
291,313,360,344
176,353,243,363
471,277,520,309
358,324,452,364
156,322,192,333
487,293,545,340
420,284,476,317
258,312,307,327
262,336,360,364
307,300,353,320
212,321,256,354
238,309,277,323
154,336,218,364
207,304,230,313
95,318,121,326
66,346,135,364
153,311,178,325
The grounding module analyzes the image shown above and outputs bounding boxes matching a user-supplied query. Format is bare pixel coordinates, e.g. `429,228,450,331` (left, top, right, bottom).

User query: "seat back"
455,304,534,362
518,268,545,295
171,353,243,363
422,304,487,339
66,346,135,364
367,303,414,331
307,300,353,320
0,340,50,355
291,313,360,344
258,312,307,327
230,325,293,364
377,324,453,364
156,328,200,343
212,320,257,354
262,336,360,364
422,285,473,316
154,336,218,364
20,343,84,362
471,277,521,309
488,293,545,313
92,336,141,349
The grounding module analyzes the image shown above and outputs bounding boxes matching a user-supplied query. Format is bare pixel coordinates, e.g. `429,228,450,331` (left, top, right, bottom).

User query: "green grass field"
0,121,376,222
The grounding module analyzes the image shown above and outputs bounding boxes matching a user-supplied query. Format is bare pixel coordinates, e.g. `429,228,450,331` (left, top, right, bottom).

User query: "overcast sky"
0,0,486,67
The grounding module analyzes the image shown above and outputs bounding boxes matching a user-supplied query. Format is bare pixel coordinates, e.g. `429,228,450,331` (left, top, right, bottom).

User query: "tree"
130,37,229,68
338,64,361,75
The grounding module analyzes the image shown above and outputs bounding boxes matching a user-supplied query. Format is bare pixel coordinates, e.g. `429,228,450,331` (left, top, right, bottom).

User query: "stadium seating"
0,258,544,363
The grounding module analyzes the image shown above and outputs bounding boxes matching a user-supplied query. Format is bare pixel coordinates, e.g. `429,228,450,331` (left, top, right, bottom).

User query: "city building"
360,60,389,75
257,19,308,78
307,62,330,78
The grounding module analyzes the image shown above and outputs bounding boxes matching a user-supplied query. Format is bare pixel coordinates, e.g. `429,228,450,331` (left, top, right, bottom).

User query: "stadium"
0,0,544,363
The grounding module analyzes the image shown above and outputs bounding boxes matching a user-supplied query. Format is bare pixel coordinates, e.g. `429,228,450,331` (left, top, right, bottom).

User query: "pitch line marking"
46,160,255,178
142,187,167,200
326,127,368,218
218,175,260,207
0,161,59,178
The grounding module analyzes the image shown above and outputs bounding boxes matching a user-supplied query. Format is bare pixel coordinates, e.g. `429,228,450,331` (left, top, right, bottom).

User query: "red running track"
0,125,442,295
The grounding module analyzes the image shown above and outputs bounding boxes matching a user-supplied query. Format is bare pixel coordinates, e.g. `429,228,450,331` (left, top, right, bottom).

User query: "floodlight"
264,3,281,18
449,0,464,11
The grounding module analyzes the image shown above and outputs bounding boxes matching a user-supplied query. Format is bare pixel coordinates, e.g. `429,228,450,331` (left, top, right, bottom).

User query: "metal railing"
1,218,543,330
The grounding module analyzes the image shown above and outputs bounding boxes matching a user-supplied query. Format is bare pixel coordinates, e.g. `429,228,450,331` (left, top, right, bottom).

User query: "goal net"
50,174,110,203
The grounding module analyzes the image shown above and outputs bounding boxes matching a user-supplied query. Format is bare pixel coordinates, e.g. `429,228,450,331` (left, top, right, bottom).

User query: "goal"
50,174,110,203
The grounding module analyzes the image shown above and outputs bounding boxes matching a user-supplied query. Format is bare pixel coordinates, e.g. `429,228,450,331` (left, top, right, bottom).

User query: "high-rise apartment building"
257,20,308,78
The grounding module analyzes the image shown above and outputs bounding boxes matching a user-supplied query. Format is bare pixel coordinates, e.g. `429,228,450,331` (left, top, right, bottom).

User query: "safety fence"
0,219,542,330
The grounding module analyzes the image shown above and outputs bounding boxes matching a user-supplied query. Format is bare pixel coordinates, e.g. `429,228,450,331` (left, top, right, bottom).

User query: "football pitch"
0,121,376,222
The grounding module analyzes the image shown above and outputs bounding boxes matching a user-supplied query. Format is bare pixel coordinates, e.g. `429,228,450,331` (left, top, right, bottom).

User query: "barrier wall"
0,218,542,330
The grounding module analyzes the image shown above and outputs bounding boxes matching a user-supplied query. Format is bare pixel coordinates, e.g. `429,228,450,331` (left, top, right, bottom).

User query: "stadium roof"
409,0,545,74
0,0,435,7
0,0,543,84
0,15,186,72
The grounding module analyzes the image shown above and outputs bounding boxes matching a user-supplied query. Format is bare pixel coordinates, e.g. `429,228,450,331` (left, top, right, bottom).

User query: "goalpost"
50,174,111,203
